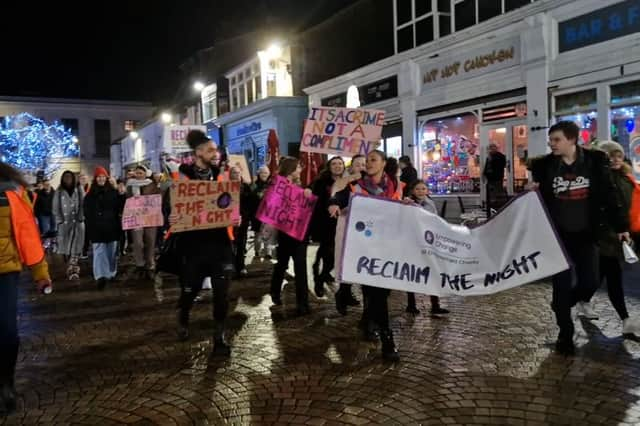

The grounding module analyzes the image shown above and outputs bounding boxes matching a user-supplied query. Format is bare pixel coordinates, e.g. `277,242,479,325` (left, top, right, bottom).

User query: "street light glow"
129,131,138,139
161,113,172,124
266,43,282,59
193,81,205,91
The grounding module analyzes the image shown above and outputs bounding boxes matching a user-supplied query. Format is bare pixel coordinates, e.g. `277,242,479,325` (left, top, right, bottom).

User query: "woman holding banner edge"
328,150,402,362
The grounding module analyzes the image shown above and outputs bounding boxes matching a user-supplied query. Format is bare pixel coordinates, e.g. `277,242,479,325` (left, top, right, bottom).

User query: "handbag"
156,233,183,276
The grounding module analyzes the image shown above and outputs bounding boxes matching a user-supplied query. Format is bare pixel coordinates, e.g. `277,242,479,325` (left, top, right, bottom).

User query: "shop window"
397,25,414,52
611,106,640,158
60,118,79,135
611,80,640,105
555,112,598,147
454,0,476,31
419,113,480,194
94,119,111,158
416,16,434,46
505,0,532,12
396,0,412,26
415,0,432,18
437,0,451,12
479,0,501,23
555,89,597,113
384,136,403,159
439,14,451,37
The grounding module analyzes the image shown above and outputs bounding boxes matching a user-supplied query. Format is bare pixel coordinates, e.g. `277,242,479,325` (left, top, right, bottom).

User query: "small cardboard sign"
122,194,163,230
169,180,240,233
228,154,252,183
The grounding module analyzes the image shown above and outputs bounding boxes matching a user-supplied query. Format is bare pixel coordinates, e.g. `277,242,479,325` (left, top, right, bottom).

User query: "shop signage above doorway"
558,0,640,53
421,38,520,91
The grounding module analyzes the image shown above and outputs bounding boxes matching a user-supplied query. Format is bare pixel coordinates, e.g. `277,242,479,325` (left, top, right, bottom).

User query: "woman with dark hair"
0,162,51,415
53,170,85,280
270,156,314,315
84,167,124,290
399,155,418,196
310,156,346,298
329,150,402,362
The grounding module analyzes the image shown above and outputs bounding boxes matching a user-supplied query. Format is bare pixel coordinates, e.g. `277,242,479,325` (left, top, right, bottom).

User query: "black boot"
335,288,348,316
380,329,400,362
555,333,575,356
212,323,231,357
96,277,108,291
314,277,325,298
406,292,419,314
343,285,360,306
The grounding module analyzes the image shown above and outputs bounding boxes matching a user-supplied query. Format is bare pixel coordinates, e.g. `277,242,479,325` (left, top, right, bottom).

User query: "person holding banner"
83,167,124,290
530,121,630,356
126,165,161,280
171,130,236,356
311,157,346,298
328,150,402,362
270,157,314,316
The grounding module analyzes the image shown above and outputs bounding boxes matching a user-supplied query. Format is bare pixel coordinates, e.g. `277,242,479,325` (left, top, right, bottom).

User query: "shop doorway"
480,121,529,199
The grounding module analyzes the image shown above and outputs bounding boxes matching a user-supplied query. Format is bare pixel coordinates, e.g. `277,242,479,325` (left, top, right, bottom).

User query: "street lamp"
161,113,172,124
266,43,282,60
193,81,205,91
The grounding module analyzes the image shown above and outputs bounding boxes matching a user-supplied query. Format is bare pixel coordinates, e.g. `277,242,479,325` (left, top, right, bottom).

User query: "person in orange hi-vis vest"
328,150,403,362
0,162,52,416
164,130,239,357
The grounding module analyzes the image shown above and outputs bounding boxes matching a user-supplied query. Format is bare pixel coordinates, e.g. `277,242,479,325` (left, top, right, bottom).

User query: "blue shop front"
215,97,308,176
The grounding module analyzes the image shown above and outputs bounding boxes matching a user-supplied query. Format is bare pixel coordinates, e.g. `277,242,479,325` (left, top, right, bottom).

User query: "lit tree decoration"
0,113,80,177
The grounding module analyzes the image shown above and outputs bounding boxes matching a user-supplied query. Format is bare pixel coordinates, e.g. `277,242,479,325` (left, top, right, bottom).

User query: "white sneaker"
576,302,599,320
623,318,640,336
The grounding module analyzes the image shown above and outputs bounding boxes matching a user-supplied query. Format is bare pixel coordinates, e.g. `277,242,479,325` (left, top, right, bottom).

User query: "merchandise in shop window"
419,114,480,194
555,112,598,147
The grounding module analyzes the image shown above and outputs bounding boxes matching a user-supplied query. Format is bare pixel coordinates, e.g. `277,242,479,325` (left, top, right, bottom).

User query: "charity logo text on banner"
256,175,317,241
122,194,163,230
299,107,384,156
169,180,240,233
340,192,570,296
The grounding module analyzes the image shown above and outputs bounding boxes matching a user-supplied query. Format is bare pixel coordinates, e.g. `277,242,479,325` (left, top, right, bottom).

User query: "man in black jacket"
34,179,55,236
530,121,629,356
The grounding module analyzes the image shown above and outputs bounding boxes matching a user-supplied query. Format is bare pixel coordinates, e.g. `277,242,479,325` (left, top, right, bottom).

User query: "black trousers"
0,272,19,386
361,285,391,330
600,255,629,320
314,224,336,278
271,232,309,307
178,245,233,325
551,236,599,339
234,223,249,273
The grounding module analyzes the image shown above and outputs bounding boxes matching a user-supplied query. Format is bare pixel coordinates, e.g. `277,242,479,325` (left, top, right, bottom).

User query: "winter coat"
84,185,124,243
0,180,49,281
529,147,627,242
238,182,252,227
53,186,85,256
310,174,337,243
598,166,635,258
34,188,54,216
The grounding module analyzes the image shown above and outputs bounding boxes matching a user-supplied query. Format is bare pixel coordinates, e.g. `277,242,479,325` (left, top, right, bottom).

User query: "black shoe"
314,282,325,298
312,262,320,282
212,338,231,357
344,291,360,306
380,330,400,362
555,336,575,356
271,293,282,306
358,319,379,342
406,305,420,315
0,383,16,415
335,290,348,316
430,307,450,315
296,305,311,316
321,273,335,284
96,278,108,291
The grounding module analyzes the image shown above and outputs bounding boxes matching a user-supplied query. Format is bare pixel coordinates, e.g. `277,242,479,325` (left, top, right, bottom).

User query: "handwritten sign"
256,176,317,241
299,107,384,156
122,194,163,230
163,125,206,154
228,154,252,183
169,180,240,233
340,192,569,296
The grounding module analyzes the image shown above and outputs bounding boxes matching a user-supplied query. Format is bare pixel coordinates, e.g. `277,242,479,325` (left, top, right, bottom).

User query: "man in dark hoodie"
169,130,238,356
529,121,629,356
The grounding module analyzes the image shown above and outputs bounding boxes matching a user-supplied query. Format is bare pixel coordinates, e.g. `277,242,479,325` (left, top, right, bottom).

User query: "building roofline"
0,95,153,108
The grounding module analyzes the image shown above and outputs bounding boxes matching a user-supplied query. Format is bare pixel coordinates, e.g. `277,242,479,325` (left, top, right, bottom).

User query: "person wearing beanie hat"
591,141,640,336
84,166,123,290
126,165,162,279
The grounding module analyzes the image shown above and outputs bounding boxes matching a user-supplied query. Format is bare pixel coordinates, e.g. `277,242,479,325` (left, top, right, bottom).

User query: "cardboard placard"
169,180,240,233
122,194,163,230
228,154,252,183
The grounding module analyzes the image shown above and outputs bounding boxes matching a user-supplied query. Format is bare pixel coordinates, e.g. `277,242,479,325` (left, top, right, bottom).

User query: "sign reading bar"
559,0,640,53
340,192,569,296
164,125,206,154
299,107,384,156
122,194,163,230
255,175,317,241
169,180,240,233
421,38,520,90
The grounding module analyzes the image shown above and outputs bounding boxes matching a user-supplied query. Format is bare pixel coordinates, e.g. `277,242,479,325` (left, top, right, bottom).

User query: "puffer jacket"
0,180,49,281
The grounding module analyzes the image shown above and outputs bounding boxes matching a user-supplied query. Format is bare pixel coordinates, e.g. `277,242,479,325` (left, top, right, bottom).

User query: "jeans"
270,232,309,308
0,272,19,386
37,215,55,236
92,242,119,280
551,236,599,339
132,228,157,270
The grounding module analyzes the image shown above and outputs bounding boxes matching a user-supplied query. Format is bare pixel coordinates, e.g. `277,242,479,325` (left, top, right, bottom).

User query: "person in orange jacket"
0,162,52,416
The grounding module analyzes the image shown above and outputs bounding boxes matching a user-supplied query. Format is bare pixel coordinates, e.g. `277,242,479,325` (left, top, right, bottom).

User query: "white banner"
340,192,569,296
163,125,206,154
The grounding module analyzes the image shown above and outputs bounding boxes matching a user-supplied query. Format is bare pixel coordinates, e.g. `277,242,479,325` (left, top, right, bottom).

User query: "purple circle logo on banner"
217,192,232,209
355,221,366,232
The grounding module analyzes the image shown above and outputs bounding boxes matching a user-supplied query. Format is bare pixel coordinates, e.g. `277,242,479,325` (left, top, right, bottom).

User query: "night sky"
1,0,358,107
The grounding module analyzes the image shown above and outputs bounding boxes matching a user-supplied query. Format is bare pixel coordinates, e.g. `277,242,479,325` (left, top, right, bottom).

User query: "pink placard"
122,194,163,230
256,176,317,241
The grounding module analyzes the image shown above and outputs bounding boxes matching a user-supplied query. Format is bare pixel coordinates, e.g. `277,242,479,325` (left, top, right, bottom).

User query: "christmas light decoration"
0,113,79,177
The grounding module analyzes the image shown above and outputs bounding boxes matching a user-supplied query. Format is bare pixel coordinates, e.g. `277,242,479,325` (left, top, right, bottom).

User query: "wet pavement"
3,246,640,425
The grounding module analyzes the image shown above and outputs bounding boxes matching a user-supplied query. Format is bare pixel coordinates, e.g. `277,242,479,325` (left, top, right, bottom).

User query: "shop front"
214,97,308,177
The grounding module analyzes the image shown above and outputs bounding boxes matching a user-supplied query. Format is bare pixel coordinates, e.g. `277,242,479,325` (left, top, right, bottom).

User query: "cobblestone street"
3,247,640,425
